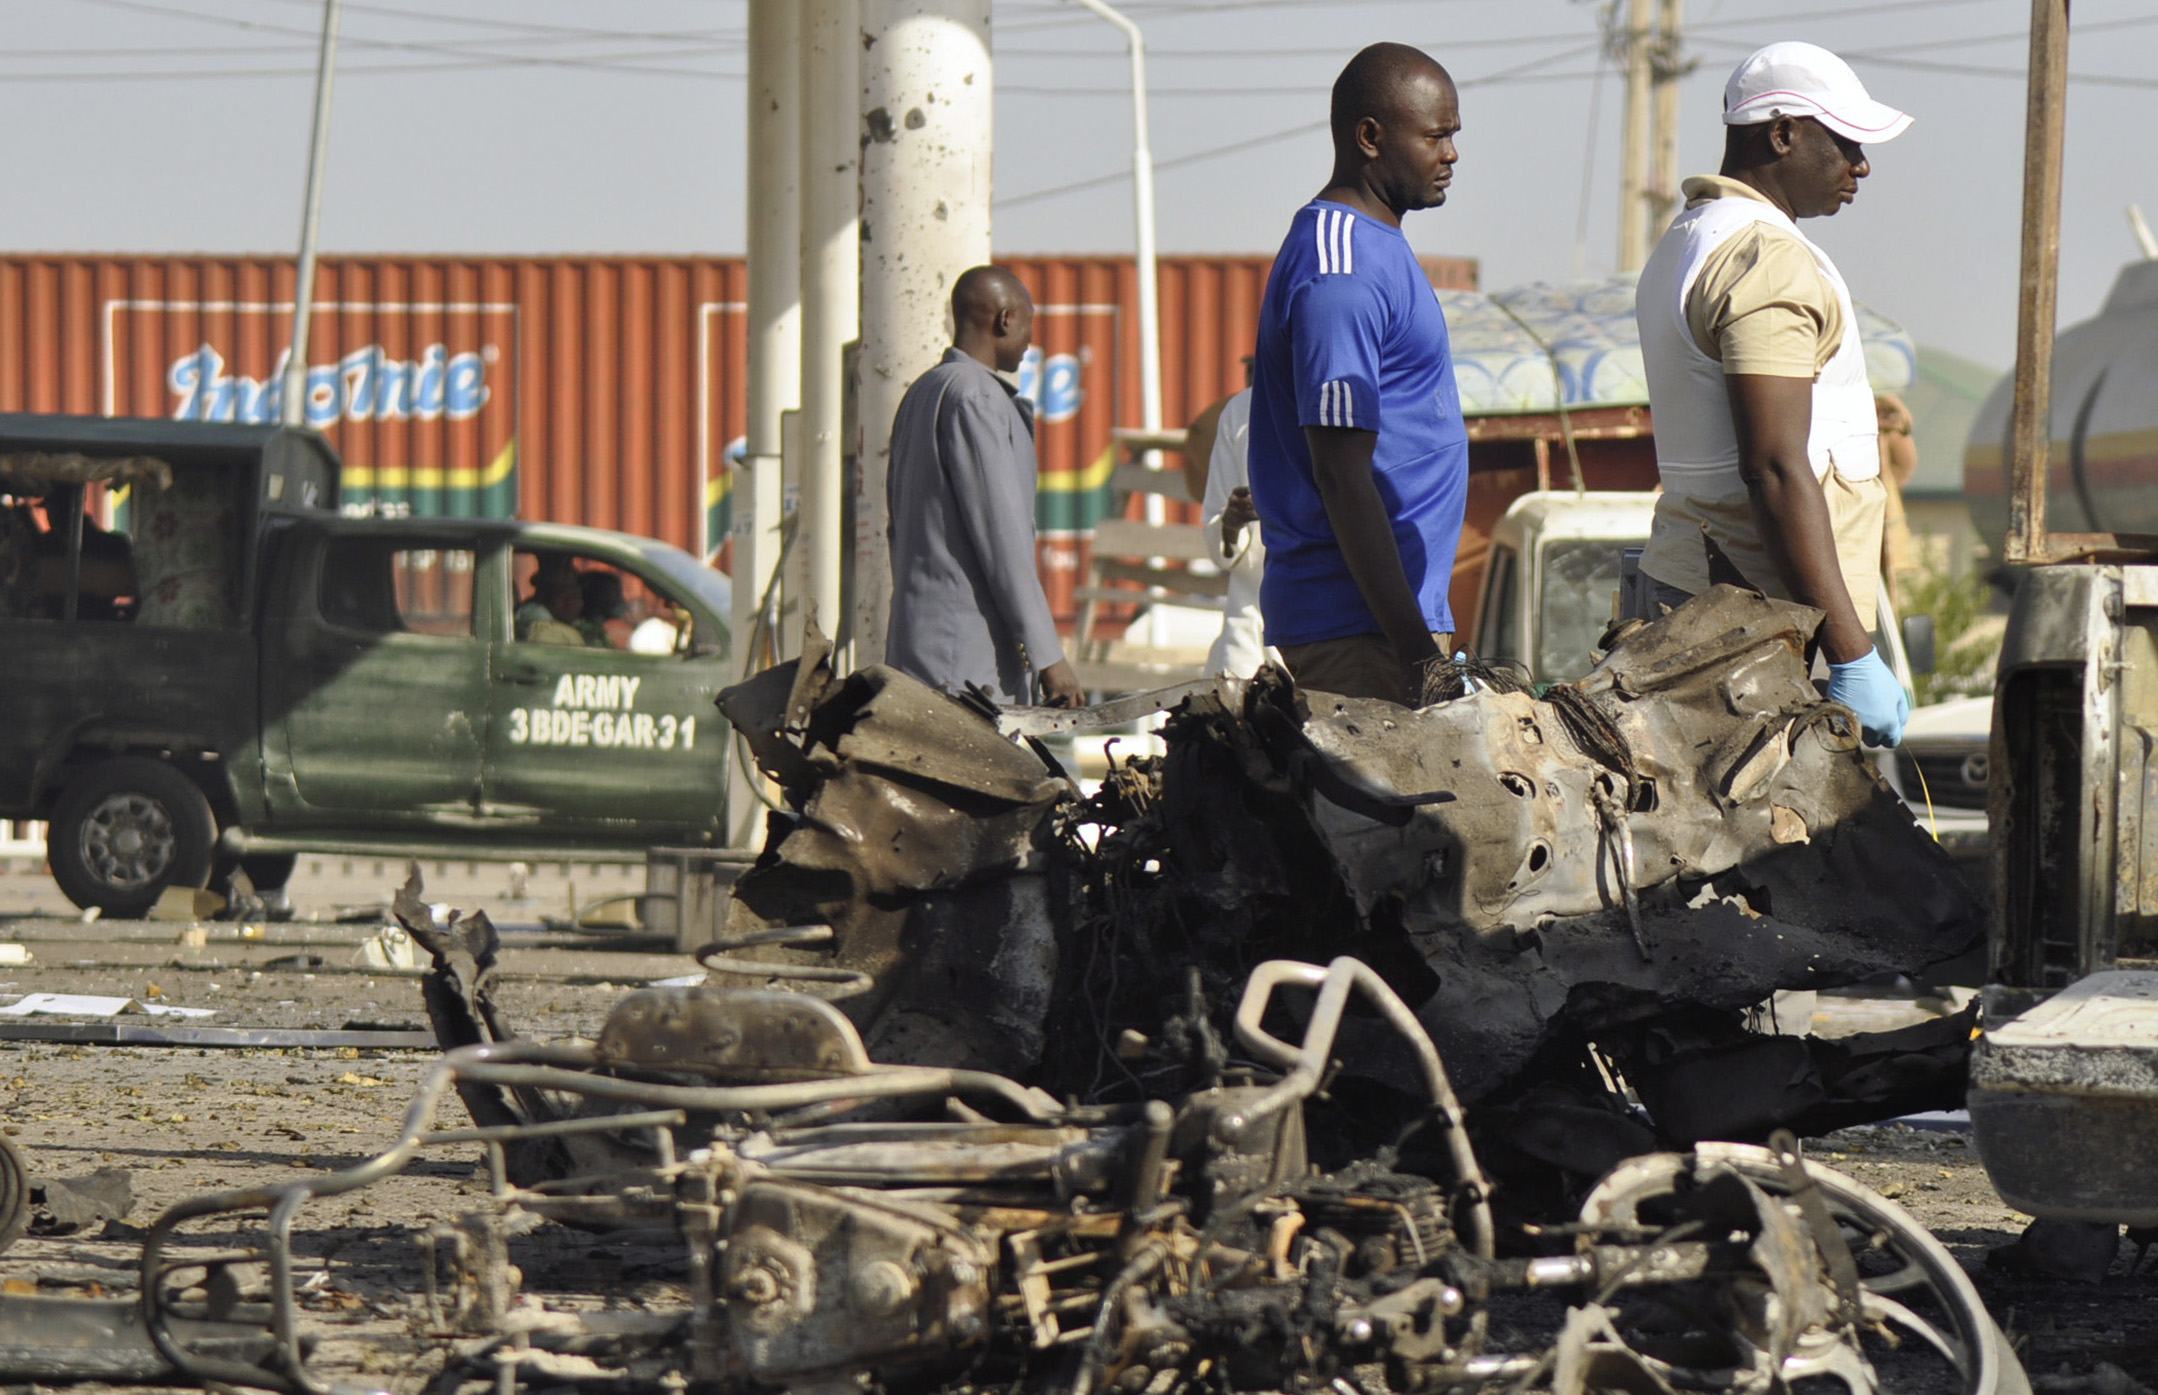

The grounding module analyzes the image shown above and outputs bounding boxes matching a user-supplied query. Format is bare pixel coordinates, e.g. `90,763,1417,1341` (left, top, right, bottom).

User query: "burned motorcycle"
140,949,2015,1395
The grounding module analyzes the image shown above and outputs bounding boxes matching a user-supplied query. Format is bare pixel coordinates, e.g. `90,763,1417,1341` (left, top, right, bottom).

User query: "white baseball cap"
1723,42,1912,145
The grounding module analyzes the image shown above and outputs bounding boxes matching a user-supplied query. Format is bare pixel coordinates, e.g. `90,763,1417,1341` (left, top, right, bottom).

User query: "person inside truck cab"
578,570,635,649
15,509,136,622
515,556,588,646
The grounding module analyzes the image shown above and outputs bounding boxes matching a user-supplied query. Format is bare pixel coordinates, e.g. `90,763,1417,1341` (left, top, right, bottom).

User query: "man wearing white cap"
1633,41,1912,747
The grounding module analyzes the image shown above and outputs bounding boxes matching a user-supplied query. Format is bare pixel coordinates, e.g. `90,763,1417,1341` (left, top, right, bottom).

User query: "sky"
1,0,2154,371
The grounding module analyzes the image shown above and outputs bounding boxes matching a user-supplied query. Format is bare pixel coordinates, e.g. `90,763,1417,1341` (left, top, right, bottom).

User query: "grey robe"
885,347,1065,705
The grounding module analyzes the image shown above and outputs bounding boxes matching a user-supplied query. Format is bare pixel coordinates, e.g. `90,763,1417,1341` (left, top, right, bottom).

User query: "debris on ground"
0,586,2111,1391
139,951,2020,1394
28,1166,132,1237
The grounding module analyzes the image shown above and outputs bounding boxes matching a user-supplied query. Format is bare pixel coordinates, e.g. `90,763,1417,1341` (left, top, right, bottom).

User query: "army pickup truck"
0,413,734,916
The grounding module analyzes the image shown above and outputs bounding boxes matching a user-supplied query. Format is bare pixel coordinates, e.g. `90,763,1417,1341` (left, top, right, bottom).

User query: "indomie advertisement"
1020,299,1128,623
1021,305,1117,539
103,299,520,520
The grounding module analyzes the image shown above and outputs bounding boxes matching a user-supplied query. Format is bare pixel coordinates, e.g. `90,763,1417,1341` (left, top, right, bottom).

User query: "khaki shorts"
1278,630,1453,707
1640,471,1886,627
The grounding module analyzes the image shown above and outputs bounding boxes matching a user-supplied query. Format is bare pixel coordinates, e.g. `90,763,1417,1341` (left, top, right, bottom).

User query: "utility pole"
1616,0,1652,272
1072,1,1163,464
283,0,342,427
797,0,860,654
855,1,994,669
729,0,803,848
1617,0,1686,272
1646,0,1684,241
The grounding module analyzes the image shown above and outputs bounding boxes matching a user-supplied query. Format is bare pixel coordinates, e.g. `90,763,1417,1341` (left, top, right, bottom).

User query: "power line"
997,40,1605,208
57,0,745,77
7,41,322,58
997,0,2013,57
1572,34,1611,276
998,0,1516,34
244,0,743,44
14,25,749,61
1005,69,1607,96
1844,12,2158,55
38,0,2158,92
1675,0,2004,30
1689,31,2158,90
1830,52,2158,89
1000,0,2006,35
0,53,748,83
999,30,1596,59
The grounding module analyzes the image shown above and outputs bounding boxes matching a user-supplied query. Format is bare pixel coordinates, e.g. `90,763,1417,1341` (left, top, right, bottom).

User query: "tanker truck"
1964,239,2158,547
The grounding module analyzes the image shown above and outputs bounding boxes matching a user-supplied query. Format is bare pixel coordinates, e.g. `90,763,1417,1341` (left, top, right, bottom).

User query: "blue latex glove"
1826,647,1909,748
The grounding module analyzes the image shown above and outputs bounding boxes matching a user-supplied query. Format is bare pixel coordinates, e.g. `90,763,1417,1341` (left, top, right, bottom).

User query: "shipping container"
0,250,1486,636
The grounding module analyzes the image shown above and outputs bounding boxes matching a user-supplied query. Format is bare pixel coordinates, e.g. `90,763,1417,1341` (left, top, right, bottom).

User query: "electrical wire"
1000,29,1617,59
243,0,744,44
997,39,1604,208
1571,6,1613,277
53,0,745,78
999,0,1497,32
994,0,2028,60
1004,69,1604,95
1837,12,2158,55
1909,754,1940,842
20,16,744,59
996,0,2006,36
0,53,747,82
46,0,2141,88
1689,31,2158,90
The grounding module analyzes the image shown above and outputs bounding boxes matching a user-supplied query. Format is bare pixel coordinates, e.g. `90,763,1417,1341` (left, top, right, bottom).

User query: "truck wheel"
48,757,216,918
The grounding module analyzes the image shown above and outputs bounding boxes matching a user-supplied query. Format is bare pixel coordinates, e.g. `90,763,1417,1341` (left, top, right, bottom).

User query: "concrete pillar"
854,0,994,666
797,0,860,655
727,0,803,849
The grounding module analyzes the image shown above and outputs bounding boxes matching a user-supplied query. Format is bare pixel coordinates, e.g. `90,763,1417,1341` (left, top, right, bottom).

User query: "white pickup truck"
1467,490,1990,853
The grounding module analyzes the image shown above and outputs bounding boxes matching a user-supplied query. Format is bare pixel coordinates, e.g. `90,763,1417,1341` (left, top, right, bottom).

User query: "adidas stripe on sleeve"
1291,210,1385,434
1313,206,1356,276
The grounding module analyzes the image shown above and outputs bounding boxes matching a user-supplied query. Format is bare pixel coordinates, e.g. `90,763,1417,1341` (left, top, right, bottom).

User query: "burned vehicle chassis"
128,587,2011,1393
138,957,2013,1395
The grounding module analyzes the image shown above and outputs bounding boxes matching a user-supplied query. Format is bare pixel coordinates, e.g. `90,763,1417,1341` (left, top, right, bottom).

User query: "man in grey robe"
885,266,1086,709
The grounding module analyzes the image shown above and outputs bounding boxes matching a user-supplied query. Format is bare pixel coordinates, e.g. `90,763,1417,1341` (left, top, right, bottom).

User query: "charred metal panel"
1991,563,2158,985
1971,971,2158,1224
718,646,1072,1069
716,590,1979,1132
1130,587,1981,1106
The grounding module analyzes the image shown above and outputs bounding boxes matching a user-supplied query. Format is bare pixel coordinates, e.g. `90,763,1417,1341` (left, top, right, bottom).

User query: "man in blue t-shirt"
1248,41,1470,707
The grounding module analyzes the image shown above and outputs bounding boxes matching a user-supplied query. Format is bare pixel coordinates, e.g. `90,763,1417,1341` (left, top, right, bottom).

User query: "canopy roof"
1444,272,1917,417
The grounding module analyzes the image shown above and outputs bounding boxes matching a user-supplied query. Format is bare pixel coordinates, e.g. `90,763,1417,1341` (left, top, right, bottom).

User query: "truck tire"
48,757,217,918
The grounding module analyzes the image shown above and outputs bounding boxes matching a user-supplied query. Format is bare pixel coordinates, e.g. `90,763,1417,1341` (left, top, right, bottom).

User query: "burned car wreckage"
131,588,2019,1394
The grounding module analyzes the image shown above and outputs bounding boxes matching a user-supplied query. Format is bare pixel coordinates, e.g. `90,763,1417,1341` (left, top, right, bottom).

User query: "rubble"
712,586,1980,1149
0,585,2025,1391
717,625,1072,1071
137,946,2020,1394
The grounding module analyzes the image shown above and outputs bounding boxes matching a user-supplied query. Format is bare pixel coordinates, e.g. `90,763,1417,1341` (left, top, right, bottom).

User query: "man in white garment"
1633,41,1911,747
1200,384,1274,677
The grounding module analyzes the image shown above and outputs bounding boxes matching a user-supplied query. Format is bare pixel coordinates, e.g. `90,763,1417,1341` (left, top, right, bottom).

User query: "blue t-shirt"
1248,199,1470,646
